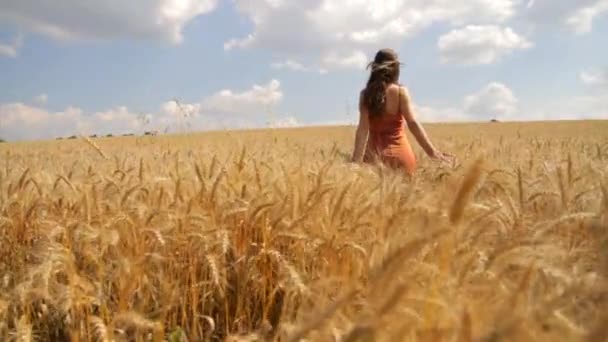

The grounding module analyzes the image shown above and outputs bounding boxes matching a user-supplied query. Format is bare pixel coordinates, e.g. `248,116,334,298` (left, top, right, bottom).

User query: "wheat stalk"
81,135,109,160
1,122,606,341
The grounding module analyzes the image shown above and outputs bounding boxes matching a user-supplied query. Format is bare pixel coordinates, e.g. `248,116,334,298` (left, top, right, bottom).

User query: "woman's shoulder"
396,84,415,102
386,83,408,95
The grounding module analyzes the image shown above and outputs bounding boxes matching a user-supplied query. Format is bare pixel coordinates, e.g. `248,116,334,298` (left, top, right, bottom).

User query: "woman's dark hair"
363,48,401,118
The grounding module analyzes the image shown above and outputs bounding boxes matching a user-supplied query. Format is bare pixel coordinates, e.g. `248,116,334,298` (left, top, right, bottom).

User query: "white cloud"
438,26,532,65
271,60,309,72
0,0,218,44
33,94,48,105
580,68,608,88
522,0,608,34
161,100,199,117
0,103,145,141
464,82,519,120
566,0,608,33
227,0,518,71
268,116,299,128
0,34,23,57
414,82,598,122
413,103,472,122
147,80,285,132
224,35,254,51
321,50,368,70
402,83,520,122
201,79,283,115
157,79,285,132
0,80,285,141
270,60,328,74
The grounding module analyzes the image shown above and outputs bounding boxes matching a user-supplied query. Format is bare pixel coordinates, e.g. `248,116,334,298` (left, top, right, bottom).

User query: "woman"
351,48,452,175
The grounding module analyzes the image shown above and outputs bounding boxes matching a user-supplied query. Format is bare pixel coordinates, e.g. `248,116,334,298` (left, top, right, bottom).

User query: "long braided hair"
362,49,401,118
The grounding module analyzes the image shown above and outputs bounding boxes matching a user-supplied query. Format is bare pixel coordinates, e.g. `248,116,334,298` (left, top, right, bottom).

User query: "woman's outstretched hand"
430,150,456,165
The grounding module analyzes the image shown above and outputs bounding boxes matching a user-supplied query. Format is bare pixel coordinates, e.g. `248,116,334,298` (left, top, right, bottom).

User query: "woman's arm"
351,91,370,162
399,86,451,160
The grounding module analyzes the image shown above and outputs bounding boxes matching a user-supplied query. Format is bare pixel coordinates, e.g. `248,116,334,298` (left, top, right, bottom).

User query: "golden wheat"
0,121,606,341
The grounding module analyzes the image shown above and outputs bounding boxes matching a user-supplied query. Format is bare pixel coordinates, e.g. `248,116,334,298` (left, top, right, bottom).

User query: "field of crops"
1,120,607,341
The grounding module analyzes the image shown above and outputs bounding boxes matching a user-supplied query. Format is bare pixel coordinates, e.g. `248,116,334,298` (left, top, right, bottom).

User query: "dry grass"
1,120,607,341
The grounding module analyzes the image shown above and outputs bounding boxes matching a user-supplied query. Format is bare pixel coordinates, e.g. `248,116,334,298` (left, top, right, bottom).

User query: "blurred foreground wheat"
0,122,607,341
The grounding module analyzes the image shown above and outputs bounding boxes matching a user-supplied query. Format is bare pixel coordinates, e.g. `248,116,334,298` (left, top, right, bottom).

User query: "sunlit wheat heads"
0,120,607,341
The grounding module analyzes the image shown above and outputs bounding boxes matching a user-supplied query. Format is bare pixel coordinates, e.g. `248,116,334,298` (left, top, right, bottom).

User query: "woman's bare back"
351,48,454,171
363,83,417,173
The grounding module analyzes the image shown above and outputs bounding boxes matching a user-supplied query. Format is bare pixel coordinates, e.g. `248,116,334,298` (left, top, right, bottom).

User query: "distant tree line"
55,131,158,140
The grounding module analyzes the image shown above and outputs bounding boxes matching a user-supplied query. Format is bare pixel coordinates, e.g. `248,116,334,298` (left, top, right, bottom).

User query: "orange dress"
363,112,417,174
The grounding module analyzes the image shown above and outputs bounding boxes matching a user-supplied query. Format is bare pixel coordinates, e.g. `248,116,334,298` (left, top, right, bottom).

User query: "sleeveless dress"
363,111,417,174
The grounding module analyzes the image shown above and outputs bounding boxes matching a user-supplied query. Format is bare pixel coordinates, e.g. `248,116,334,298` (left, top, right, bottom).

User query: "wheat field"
0,120,607,342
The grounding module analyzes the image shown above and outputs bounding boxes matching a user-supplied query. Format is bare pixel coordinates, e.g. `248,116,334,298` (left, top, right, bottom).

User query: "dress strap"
397,84,402,114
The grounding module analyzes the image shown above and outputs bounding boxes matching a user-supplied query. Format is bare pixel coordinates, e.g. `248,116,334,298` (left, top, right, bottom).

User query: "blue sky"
0,0,607,141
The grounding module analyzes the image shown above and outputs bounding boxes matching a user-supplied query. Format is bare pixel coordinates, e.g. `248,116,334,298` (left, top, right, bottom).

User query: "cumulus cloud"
160,79,285,132
0,0,218,44
580,68,608,88
413,103,472,123
228,0,605,72
0,80,285,141
226,0,518,71
419,83,599,122
268,116,299,128
0,34,23,57
271,60,310,72
0,103,145,141
33,94,48,105
523,0,608,33
566,0,608,33
155,80,284,132
463,82,519,119
408,82,520,122
438,26,532,65
201,79,283,115
321,50,368,70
